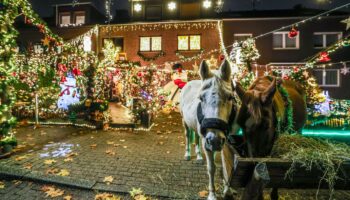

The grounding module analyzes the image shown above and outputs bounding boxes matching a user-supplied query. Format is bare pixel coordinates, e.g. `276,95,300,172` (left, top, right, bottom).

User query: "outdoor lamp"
134,3,142,12
203,0,212,9
168,2,176,11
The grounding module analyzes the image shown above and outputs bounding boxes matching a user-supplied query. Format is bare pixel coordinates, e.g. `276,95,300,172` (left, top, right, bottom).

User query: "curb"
0,164,188,199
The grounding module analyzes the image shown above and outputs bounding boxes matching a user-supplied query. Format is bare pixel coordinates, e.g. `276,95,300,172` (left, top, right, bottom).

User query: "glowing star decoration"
341,17,350,30
168,2,176,10
203,0,212,9
41,37,50,47
134,3,142,12
340,62,350,75
207,55,218,70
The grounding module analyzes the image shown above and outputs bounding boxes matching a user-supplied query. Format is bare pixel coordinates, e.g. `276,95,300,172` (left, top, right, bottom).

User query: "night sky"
30,0,350,18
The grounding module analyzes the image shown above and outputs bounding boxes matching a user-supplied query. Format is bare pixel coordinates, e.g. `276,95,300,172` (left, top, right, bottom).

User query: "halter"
197,82,237,137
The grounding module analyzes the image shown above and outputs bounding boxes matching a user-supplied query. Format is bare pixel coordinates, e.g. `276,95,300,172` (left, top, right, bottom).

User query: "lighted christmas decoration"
288,26,298,38
318,52,331,62
340,62,350,75
57,73,80,110
341,17,350,30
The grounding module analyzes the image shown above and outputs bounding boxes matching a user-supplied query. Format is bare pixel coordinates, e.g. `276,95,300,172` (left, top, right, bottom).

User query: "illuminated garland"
137,51,166,62
175,49,204,60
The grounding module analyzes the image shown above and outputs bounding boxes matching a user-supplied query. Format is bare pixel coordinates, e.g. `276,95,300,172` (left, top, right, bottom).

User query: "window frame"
273,31,300,50
139,36,162,52
233,33,253,42
177,34,201,51
314,69,340,87
313,32,343,49
74,11,86,25
59,12,71,26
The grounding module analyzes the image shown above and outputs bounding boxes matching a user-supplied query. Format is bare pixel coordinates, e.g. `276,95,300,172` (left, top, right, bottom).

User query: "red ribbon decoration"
174,79,187,89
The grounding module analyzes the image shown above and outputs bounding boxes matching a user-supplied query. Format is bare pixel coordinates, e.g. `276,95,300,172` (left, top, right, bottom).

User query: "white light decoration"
203,0,212,9
83,36,92,52
134,3,142,12
168,2,176,10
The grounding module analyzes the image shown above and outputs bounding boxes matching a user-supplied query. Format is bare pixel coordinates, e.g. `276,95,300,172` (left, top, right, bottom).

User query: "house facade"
16,0,350,99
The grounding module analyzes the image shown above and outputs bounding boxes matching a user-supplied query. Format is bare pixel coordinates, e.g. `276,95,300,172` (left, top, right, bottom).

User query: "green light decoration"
302,129,350,137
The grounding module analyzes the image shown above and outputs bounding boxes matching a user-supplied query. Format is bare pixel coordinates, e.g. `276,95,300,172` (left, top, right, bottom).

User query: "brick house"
16,1,350,99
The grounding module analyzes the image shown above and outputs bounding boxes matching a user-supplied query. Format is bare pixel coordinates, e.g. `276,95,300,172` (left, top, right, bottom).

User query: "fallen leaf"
44,159,56,165
41,185,64,197
166,151,170,154
198,190,208,198
0,181,5,189
12,180,22,185
134,194,148,200
158,141,164,145
91,136,94,139
65,152,78,158
46,168,59,175
119,139,125,142
105,150,116,156
23,163,32,170
113,144,121,147
57,169,70,176
94,193,121,200
48,141,54,144
15,155,28,161
129,188,143,197
63,195,73,200
90,144,97,149
107,141,114,145
64,157,74,162
103,176,113,185
15,144,26,149
123,146,127,149
40,131,47,136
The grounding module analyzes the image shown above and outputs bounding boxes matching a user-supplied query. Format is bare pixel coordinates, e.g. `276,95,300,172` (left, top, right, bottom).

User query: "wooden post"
242,162,270,200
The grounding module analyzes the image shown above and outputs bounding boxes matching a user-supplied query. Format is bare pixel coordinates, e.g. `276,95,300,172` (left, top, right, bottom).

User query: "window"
74,11,86,25
313,32,342,49
178,35,201,51
234,34,252,42
273,32,299,49
314,69,340,87
59,12,71,25
140,36,162,51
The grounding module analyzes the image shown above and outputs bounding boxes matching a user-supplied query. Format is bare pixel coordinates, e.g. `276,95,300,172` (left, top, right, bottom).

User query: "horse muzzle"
204,132,225,152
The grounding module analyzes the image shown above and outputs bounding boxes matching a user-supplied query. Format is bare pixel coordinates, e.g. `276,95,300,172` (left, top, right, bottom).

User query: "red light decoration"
319,52,331,62
288,26,298,38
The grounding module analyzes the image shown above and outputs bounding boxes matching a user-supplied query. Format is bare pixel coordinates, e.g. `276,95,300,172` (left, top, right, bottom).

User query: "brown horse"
235,76,307,199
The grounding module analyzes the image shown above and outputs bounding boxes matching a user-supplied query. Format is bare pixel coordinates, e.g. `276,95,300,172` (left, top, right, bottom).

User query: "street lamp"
168,2,176,11
134,3,142,12
203,0,212,9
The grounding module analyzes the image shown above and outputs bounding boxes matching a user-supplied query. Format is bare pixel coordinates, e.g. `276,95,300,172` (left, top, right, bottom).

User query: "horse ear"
261,78,277,104
235,82,245,100
219,59,231,82
199,60,213,80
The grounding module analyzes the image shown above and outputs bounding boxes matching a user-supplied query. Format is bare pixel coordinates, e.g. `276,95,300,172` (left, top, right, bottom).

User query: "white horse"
180,60,236,200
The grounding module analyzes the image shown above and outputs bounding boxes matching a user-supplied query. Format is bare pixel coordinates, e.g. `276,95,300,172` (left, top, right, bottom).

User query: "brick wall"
98,21,221,69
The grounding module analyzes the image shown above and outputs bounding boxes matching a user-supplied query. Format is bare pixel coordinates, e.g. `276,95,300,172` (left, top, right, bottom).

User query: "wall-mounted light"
168,2,176,11
203,0,212,9
134,3,142,12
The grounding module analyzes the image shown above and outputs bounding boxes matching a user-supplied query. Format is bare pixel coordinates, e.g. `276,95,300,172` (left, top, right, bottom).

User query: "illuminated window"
178,35,201,50
74,11,85,25
59,12,70,25
140,36,162,51
273,32,299,49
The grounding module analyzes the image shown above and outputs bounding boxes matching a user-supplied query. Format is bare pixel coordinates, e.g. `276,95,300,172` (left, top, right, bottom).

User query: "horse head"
198,59,236,152
235,77,277,157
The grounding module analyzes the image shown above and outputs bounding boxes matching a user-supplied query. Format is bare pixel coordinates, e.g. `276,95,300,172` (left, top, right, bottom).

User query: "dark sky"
30,0,350,17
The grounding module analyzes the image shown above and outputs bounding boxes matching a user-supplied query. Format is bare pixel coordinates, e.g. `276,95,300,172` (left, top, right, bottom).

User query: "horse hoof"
184,155,191,161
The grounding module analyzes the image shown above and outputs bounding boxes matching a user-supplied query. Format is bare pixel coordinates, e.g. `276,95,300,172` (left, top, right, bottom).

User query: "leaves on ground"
44,159,56,165
46,168,60,175
103,176,113,185
119,139,125,142
64,157,74,162
65,152,78,158
90,144,97,149
107,141,114,145
105,150,116,156
0,181,5,189
23,163,33,170
57,169,70,176
15,155,28,161
94,193,121,200
123,146,127,149
198,190,208,198
129,188,143,197
41,185,64,198
63,195,73,200
12,180,22,185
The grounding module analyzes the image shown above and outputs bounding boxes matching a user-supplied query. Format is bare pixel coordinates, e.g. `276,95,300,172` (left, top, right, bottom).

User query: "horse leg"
195,132,203,161
221,150,236,200
184,122,191,161
203,138,217,200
